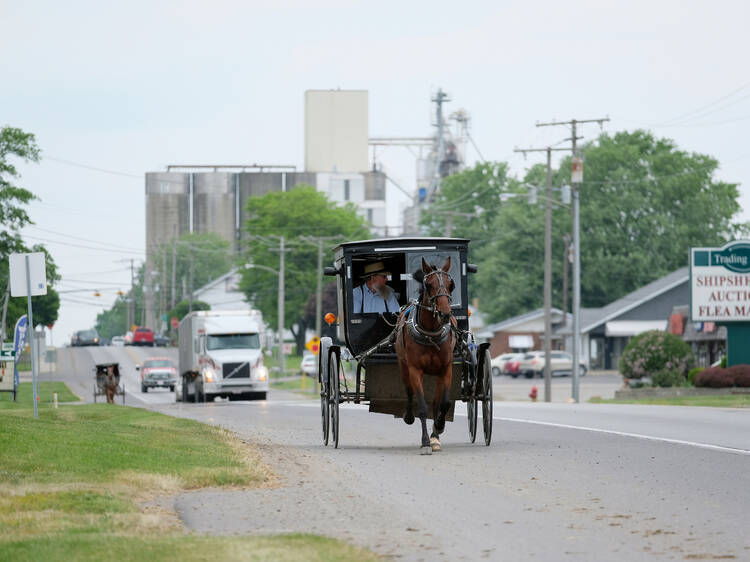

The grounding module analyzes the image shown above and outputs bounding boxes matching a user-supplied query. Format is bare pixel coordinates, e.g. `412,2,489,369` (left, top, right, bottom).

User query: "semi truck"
177,310,269,402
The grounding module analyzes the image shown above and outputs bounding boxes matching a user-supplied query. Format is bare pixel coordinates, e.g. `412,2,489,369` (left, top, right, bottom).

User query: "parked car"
132,327,154,347
503,354,525,378
517,350,587,379
111,335,126,347
490,352,525,377
137,357,177,392
300,354,317,377
154,332,170,347
71,329,100,347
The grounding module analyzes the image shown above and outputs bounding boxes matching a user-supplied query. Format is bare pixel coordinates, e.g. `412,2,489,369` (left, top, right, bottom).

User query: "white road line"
275,400,750,455
495,416,750,456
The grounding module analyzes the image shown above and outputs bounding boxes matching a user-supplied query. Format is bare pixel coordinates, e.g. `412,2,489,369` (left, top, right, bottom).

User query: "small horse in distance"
104,366,118,404
395,257,456,454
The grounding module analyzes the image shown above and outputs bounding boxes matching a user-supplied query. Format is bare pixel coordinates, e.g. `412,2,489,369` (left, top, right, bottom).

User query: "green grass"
0,402,265,487
265,353,303,376
0,382,377,561
589,394,750,408
2,534,379,562
0,381,80,405
271,376,318,396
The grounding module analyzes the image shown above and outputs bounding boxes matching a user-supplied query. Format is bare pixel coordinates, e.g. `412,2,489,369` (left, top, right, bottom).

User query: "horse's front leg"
409,368,431,454
398,357,415,425
430,375,452,452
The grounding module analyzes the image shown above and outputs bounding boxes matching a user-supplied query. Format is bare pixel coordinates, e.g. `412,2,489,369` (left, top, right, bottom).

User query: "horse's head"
414,257,454,326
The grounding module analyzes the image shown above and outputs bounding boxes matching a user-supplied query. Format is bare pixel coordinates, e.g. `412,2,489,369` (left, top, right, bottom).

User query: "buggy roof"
333,237,470,253
95,362,119,368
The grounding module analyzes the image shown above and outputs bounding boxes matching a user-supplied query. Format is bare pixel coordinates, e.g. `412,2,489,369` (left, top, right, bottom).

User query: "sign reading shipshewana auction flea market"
691,240,750,321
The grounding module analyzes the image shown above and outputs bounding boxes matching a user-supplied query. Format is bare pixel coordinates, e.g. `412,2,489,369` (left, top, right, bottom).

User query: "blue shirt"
352,284,400,314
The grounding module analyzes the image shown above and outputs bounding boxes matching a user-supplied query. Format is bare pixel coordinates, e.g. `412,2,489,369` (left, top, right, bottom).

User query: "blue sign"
13,315,28,389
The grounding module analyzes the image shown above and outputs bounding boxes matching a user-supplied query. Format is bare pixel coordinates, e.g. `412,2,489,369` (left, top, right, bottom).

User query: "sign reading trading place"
691,240,750,321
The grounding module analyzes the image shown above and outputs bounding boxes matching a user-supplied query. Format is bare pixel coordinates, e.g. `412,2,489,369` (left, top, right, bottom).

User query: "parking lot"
492,371,623,403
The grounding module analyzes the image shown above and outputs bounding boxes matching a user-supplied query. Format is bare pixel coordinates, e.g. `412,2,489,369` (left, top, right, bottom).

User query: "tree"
0,127,39,258
0,128,60,336
240,186,371,355
149,232,232,308
575,130,745,307
168,299,210,322
304,280,339,342
424,130,746,323
96,233,232,337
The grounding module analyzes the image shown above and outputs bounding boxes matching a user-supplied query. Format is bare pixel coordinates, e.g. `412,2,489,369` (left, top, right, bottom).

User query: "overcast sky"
3,0,749,343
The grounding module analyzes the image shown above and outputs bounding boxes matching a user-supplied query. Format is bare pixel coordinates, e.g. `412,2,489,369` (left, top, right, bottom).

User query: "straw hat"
361,261,391,279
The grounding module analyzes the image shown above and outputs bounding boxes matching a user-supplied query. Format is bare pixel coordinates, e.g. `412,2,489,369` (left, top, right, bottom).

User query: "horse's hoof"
404,412,415,425
420,446,432,455
430,436,441,452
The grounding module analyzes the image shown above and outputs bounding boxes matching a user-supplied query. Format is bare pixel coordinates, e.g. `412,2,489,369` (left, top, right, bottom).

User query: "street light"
245,261,285,377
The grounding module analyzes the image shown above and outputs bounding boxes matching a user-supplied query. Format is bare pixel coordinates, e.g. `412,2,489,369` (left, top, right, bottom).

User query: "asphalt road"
52,347,750,561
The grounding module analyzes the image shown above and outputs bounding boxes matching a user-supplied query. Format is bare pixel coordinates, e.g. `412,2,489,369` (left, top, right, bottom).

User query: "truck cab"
178,310,269,402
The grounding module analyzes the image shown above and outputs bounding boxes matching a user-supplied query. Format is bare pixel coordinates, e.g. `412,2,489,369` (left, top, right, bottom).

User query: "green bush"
687,367,705,386
720,356,727,368
619,330,694,384
652,368,689,388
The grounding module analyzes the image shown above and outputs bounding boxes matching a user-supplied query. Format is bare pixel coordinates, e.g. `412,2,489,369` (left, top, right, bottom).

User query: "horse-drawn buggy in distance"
320,237,493,453
93,362,125,404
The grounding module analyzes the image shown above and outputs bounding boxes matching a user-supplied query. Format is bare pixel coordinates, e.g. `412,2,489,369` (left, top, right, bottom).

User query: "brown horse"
395,257,456,454
104,366,118,404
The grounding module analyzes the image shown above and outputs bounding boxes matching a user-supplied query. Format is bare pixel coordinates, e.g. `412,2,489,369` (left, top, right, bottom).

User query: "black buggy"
93,362,125,404
319,237,493,448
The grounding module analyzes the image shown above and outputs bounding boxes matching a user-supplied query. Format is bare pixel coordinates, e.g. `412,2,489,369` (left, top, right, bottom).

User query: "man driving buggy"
352,261,400,314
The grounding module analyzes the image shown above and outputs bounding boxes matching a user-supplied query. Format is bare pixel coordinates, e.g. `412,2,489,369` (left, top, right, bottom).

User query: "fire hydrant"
529,385,538,402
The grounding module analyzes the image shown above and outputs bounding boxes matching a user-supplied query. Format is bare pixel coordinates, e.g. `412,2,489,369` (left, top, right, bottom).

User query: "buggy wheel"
319,337,332,445
467,396,477,443
478,347,493,446
465,344,478,444
93,385,97,403
328,349,341,449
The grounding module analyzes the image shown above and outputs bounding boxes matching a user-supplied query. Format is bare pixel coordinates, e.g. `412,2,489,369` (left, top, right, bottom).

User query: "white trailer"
177,310,269,402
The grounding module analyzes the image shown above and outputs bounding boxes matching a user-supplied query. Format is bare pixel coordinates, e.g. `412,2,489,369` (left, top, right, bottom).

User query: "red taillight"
531,359,538,364
511,361,519,368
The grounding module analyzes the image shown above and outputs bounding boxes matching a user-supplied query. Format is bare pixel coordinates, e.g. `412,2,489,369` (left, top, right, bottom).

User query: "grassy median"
589,394,750,407
1,382,378,561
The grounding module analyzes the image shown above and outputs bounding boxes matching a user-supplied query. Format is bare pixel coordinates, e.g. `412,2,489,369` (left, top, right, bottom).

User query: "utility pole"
536,116,609,402
171,227,177,309
0,284,9,345
562,233,571,327
269,236,293,377
128,259,135,331
427,88,450,202
300,236,341,339
161,245,167,332
188,252,194,314
514,145,568,403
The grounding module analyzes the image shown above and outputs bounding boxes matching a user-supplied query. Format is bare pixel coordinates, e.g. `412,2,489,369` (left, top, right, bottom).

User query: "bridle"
419,268,454,326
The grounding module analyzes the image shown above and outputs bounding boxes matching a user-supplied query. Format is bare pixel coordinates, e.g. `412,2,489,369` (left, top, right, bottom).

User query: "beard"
373,284,392,299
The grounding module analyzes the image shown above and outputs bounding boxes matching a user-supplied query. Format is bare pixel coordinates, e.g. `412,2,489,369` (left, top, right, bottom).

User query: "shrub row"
619,330,694,381
694,364,750,388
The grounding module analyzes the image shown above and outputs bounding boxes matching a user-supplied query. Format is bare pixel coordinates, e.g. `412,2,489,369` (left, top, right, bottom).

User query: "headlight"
255,365,268,382
203,368,215,383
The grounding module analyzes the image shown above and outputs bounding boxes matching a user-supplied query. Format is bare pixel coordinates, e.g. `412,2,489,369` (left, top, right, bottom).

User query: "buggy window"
404,251,462,307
